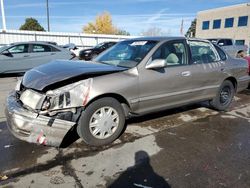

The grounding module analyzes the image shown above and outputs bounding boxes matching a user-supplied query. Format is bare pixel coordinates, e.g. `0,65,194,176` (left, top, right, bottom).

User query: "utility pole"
0,0,6,31
46,0,50,31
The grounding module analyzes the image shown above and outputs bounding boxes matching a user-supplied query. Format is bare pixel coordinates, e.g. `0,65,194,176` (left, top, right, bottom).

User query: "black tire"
210,80,235,111
77,97,125,146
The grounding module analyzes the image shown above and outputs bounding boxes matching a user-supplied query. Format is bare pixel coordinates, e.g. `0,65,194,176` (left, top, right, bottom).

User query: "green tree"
19,18,45,31
185,19,196,38
83,12,130,35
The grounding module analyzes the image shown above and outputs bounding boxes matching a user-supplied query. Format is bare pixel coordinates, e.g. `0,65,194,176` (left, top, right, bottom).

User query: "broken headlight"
44,78,93,111
20,89,46,110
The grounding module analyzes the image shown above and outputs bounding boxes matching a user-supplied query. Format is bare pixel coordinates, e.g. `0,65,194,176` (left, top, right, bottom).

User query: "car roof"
207,38,232,40
126,36,211,43
129,36,185,41
10,41,58,46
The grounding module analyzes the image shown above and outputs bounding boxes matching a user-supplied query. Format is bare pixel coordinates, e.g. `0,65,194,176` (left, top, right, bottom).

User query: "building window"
217,39,233,46
238,16,248,27
235,40,245,45
225,18,234,28
202,21,210,30
213,19,221,29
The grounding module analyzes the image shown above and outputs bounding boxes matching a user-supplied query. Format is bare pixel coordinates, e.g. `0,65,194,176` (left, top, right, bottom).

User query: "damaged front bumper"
5,92,76,147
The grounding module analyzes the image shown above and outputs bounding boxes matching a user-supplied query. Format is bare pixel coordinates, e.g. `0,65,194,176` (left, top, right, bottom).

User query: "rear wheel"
210,80,235,111
77,97,125,146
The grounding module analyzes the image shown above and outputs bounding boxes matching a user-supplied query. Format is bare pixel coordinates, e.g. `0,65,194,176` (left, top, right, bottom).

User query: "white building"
196,3,250,48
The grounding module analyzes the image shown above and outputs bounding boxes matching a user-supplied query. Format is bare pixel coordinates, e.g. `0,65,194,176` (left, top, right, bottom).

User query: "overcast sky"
0,0,248,35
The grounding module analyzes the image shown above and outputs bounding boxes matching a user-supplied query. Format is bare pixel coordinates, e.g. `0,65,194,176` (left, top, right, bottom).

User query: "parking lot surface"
0,77,250,188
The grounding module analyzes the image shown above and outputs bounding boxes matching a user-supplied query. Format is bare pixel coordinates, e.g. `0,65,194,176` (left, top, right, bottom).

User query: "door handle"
51,53,56,55
181,71,191,77
23,55,30,57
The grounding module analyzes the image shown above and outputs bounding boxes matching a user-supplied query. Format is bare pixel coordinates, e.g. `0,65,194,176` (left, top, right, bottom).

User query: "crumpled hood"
22,60,127,91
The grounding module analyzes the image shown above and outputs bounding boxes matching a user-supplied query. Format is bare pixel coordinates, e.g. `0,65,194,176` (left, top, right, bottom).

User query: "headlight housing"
20,89,46,110
45,78,93,111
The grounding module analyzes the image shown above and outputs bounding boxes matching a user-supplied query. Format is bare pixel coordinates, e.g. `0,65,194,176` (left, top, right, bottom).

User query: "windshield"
95,40,158,68
0,45,10,52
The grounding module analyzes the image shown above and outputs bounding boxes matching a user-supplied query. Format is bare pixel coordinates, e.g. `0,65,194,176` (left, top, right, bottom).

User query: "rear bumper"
5,92,75,147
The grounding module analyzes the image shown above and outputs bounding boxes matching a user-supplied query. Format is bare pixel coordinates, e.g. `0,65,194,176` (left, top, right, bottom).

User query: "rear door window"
32,44,52,53
189,41,219,64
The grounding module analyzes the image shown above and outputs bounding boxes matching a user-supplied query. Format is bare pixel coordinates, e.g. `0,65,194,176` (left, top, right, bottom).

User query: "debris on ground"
0,175,8,181
238,142,242,150
133,183,152,188
167,132,177,136
4,145,13,148
238,174,242,180
217,146,221,152
219,182,227,187
50,176,65,184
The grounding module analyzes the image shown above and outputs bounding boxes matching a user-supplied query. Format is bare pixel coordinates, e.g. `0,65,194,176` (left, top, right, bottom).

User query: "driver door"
0,44,30,73
137,39,195,114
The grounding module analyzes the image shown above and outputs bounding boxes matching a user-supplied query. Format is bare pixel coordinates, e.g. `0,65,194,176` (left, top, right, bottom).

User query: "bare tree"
140,27,165,36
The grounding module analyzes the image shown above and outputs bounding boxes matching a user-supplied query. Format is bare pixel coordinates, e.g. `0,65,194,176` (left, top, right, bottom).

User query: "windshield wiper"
95,61,130,68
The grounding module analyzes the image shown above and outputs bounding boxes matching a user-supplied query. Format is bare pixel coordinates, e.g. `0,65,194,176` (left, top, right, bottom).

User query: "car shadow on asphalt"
107,150,171,188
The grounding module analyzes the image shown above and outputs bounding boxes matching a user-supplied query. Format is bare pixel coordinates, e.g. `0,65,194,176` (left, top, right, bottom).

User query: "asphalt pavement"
0,77,249,188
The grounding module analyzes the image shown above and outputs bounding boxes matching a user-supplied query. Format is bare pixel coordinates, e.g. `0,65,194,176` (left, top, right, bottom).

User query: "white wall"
0,29,135,48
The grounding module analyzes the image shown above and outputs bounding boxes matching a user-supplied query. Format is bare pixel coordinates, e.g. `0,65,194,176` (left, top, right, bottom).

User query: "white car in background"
0,41,75,74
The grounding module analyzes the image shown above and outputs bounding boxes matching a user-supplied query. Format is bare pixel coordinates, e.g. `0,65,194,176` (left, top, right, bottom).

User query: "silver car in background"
5,37,250,147
0,41,74,74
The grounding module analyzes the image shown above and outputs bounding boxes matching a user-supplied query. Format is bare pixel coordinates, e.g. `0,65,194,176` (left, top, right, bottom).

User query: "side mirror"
1,50,12,57
146,59,166,69
218,42,224,46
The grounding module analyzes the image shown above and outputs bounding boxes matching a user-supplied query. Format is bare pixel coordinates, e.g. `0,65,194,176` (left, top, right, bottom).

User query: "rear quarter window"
213,45,227,61
32,44,52,52
51,46,60,52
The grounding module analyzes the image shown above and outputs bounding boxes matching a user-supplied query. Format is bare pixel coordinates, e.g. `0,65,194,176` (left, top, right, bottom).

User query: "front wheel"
210,80,235,111
77,97,125,146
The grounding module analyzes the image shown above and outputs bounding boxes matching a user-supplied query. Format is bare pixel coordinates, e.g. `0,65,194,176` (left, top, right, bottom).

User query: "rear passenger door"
29,44,55,67
187,40,225,99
